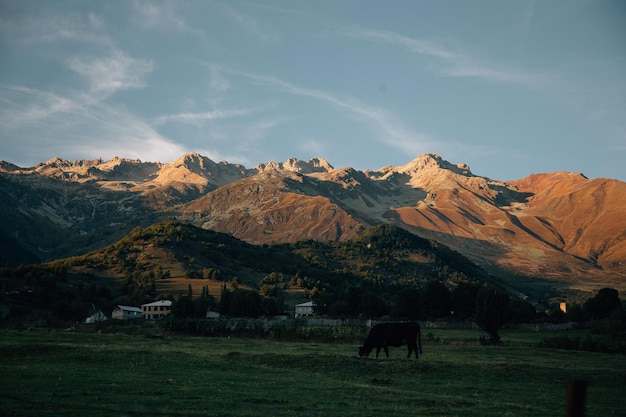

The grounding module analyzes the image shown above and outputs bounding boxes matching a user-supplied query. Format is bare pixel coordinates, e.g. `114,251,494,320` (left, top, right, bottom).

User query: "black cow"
358,322,423,359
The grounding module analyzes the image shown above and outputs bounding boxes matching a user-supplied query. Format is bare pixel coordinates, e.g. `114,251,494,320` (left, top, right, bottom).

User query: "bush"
538,333,626,354
162,318,368,343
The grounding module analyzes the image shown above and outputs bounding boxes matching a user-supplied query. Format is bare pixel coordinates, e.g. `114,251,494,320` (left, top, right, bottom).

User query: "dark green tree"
566,304,586,322
219,284,231,315
393,288,421,320
451,281,481,319
509,298,537,324
475,287,511,345
420,281,451,319
171,295,195,318
229,289,262,317
584,288,622,320
193,286,215,317
359,291,390,318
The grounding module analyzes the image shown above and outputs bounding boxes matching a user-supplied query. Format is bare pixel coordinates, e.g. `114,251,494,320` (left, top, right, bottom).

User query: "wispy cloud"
132,0,207,39
154,108,256,125
346,28,543,87
0,12,112,47
209,64,231,93
2,6,153,98
0,84,185,164
518,0,536,33
67,49,154,95
219,3,278,43
230,69,437,155
0,85,81,128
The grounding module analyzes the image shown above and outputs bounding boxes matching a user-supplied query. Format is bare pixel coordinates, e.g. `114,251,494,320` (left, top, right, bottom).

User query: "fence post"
565,380,587,417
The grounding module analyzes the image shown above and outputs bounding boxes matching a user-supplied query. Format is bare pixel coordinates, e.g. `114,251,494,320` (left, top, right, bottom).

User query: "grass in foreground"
1,329,625,416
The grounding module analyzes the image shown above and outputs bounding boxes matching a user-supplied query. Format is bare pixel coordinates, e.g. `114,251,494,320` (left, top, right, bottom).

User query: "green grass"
1,329,625,416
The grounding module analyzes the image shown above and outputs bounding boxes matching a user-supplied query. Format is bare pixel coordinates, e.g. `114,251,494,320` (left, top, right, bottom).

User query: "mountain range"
1,152,624,293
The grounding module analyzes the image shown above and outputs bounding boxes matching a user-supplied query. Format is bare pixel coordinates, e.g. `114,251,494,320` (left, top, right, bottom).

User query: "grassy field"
1,328,625,416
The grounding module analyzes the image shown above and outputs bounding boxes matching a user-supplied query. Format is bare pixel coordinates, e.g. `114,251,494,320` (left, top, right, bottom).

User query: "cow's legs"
375,346,381,358
383,345,389,358
418,331,423,354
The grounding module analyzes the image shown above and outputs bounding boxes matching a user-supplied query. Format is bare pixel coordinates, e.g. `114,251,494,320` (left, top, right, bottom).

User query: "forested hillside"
2,222,499,322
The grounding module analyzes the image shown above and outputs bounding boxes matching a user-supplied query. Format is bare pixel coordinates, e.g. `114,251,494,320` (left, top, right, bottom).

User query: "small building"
85,310,108,324
112,305,143,320
141,300,172,320
206,310,221,319
294,301,316,318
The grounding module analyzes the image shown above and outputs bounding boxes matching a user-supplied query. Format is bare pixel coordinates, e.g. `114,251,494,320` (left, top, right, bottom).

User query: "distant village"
85,300,316,323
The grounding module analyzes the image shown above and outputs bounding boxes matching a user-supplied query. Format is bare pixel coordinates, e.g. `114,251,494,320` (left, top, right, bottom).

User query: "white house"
206,310,221,319
84,310,107,324
141,300,172,320
112,305,143,320
294,301,316,318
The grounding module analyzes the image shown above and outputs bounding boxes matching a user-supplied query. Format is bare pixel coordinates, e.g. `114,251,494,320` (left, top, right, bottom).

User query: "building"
294,301,316,318
84,310,107,324
141,300,172,320
206,310,221,319
112,305,143,320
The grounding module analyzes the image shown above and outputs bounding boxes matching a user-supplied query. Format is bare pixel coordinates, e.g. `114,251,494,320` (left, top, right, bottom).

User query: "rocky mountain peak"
256,157,334,174
0,160,21,172
168,152,217,172
398,153,473,176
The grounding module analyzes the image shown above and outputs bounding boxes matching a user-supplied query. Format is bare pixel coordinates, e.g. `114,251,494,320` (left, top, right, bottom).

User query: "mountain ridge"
1,152,624,293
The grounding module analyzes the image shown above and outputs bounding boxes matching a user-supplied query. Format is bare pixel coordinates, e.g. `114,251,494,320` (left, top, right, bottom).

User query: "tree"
566,304,586,323
475,287,511,345
393,288,421,320
194,285,215,317
229,289,262,317
451,281,481,319
584,288,622,320
358,291,390,318
219,284,231,315
420,281,451,319
509,298,537,324
171,295,195,318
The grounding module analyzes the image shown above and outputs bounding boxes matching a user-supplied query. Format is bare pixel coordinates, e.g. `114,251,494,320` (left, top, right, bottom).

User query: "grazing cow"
359,322,422,359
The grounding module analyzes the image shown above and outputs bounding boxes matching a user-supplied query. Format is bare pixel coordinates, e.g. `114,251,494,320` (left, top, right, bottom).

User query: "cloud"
242,117,289,143
132,0,207,39
230,69,437,154
345,28,543,88
518,0,536,33
66,49,154,95
0,85,81,128
219,3,278,43
297,138,330,159
0,6,112,47
0,84,185,165
209,65,231,93
154,108,256,125
3,7,153,97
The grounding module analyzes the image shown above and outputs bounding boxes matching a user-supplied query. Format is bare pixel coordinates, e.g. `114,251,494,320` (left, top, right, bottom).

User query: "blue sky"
1,0,625,181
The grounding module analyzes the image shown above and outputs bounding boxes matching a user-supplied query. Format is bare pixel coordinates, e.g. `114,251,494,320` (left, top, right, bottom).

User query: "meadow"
1,327,625,416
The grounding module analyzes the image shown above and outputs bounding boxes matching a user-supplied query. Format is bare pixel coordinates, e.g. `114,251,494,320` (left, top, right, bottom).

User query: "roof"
116,305,142,313
295,301,315,307
141,300,172,307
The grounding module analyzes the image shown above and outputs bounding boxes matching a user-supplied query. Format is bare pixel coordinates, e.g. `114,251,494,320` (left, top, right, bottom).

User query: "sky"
1,0,625,181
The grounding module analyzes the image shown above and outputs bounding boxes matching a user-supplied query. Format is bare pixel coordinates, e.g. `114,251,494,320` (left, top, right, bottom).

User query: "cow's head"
358,346,371,357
